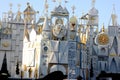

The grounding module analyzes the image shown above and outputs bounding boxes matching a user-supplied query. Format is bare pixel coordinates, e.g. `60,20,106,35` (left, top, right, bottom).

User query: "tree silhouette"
90,59,94,77
16,61,19,75
0,53,10,79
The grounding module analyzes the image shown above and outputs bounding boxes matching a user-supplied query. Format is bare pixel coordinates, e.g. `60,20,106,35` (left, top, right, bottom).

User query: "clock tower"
51,4,69,40
95,25,109,71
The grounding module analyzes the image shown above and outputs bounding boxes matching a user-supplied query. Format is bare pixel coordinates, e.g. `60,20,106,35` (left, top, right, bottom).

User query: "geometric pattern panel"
68,41,77,79
68,42,76,49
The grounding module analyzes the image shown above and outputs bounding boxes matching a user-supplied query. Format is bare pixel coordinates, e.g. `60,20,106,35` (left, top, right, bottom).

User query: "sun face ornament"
97,33,109,45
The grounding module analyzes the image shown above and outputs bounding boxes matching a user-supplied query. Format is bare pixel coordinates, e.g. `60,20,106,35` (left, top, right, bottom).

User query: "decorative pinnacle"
92,0,95,8
9,3,13,14
18,4,21,11
64,0,68,7
53,0,56,2
112,4,116,14
72,5,75,15
45,0,49,13
9,3,13,10
27,2,30,6
64,0,68,3
58,0,62,5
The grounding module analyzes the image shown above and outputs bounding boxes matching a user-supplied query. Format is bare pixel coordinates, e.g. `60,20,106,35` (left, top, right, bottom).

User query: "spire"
112,4,116,15
42,16,50,31
91,0,96,8
71,5,75,15
44,0,49,14
0,52,10,77
17,4,21,15
18,4,21,11
111,4,117,26
15,4,22,22
9,3,13,14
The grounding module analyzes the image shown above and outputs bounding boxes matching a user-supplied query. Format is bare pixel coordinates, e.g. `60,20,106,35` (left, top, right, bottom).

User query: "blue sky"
0,0,120,29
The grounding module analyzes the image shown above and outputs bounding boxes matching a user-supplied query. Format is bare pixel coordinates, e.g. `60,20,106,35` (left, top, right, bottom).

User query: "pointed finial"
65,0,68,4
9,3,12,10
91,0,95,8
9,3,13,13
64,0,68,3
102,23,105,32
53,0,56,2
111,4,117,26
58,0,62,5
112,4,116,14
27,2,30,6
72,5,75,15
64,0,68,6
45,0,49,13
18,4,21,11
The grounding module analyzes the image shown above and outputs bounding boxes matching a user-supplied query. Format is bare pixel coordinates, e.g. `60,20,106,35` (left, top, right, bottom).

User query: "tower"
39,0,51,77
96,25,109,72
47,0,69,76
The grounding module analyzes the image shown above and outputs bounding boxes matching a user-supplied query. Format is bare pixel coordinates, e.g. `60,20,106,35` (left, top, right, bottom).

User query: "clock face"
97,33,109,45
53,24,66,39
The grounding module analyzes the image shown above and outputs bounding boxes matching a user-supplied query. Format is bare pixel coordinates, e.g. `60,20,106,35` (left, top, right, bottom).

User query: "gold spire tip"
102,23,105,32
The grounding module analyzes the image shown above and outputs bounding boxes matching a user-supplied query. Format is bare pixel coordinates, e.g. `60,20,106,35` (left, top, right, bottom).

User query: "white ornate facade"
0,0,120,79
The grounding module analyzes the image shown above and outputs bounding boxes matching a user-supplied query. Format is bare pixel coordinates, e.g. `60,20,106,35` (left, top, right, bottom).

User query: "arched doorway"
50,65,66,75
